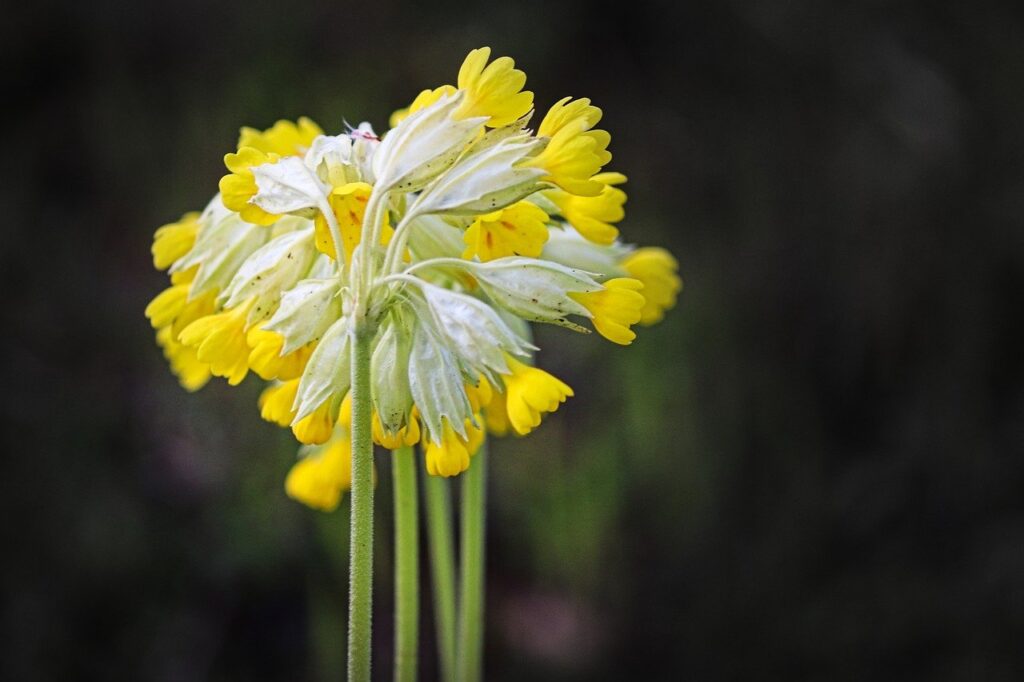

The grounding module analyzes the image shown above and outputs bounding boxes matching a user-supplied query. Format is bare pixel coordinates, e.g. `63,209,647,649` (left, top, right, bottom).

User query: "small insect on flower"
146,47,681,508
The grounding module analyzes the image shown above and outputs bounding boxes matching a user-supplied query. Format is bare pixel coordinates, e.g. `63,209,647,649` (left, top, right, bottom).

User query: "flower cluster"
147,47,681,510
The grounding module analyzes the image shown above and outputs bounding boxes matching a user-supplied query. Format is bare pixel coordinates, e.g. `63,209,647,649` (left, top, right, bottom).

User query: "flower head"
147,47,681,510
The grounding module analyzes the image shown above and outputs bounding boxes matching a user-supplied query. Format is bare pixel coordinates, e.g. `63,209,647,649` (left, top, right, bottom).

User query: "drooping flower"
621,247,683,325
285,426,353,511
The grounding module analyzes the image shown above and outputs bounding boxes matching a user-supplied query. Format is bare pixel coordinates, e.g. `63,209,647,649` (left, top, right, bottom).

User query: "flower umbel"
146,46,681,506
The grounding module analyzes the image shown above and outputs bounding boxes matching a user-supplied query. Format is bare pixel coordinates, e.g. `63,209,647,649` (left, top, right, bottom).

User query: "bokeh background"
4,1,1024,680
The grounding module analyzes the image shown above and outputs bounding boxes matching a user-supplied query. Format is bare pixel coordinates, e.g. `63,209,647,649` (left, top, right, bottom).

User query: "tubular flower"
524,97,611,197
501,356,573,435
462,200,549,261
247,327,314,381
238,117,322,156
152,212,199,270
455,47,533,127
178,300,255,385
313,182,392,261
390,86,457,128
544,172,627,245
259,379,300,426
424,417,486,477
285,426,353,511
620,247,683,325
146,46,680,509
219,147,282,225
156,326,211,391
569,278,646,345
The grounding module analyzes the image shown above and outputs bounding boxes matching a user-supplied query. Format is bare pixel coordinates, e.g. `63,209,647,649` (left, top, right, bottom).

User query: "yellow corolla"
569,278,645,345
285,428,353,512
424,417,486,477
455,47,534,128
501,356,573,435
238,117,322,156
545,172,627,245
621,248,682,325
462,201,549,261
526,97,611,197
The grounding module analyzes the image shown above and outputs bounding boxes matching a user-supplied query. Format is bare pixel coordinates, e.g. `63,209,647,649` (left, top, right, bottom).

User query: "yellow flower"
545,172,627,245
455,47,534,128
424,417,485,477
525,97,611,197
285,428,352,512
501,356,573,435
372,412,421,449
237,117,322,156
483,389,511,437
390,85,457,128
259,379,300,427
313,182,393,262
292,398,337,445
621,248,682,325
178,301,254,385
569,278,645,345
465,376,494,413
152,212,199,270
155,326,211,392
246,327,314,381
462,201,549,261
219,147,281,226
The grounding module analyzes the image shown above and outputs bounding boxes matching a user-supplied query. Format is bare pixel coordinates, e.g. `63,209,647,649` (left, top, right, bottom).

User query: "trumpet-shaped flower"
178,300,254,385
152,212,199,270
524,97,611,197
544,172,627,245
501,356,573,435
246,327,314,381
390,86,457,128
313,182,393,261
621,247,682,325
569,278,646,345
219,147,282,225
455,47,533,128
259,379,300,426
462,200,549,260
238,117,322,156
285,427,353,511
424,417,486,477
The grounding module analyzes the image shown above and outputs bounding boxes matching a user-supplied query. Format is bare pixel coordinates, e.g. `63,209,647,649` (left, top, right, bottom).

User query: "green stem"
392,446,419,682
458,443,487,682
423,468,457,682
348,328,375,682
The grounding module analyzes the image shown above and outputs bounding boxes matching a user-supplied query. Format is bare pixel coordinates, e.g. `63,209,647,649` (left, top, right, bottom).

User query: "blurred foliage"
3,0,1024,680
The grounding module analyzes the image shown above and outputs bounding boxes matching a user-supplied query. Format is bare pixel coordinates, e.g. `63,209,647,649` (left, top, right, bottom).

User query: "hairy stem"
392,446,420,682
458,444,487,682
423,470,458,682
347,328,375,682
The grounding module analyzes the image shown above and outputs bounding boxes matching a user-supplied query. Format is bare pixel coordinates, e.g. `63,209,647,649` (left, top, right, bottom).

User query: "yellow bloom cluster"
146,47,682,512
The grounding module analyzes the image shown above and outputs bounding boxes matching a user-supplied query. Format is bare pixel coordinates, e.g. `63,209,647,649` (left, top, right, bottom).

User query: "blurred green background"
4,0,1024,680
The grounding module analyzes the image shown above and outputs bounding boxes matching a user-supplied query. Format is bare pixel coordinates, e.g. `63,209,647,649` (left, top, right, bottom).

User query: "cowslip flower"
145,46,681,681
148,47,679,490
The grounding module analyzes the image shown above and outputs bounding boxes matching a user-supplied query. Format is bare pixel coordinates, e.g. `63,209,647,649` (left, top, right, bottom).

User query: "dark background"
3,1,1023,680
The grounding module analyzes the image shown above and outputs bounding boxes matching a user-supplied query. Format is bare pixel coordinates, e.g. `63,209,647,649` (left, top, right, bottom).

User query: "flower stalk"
392,445,420,682
348,327,375,682
424,471,457,682
458,443,487,682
